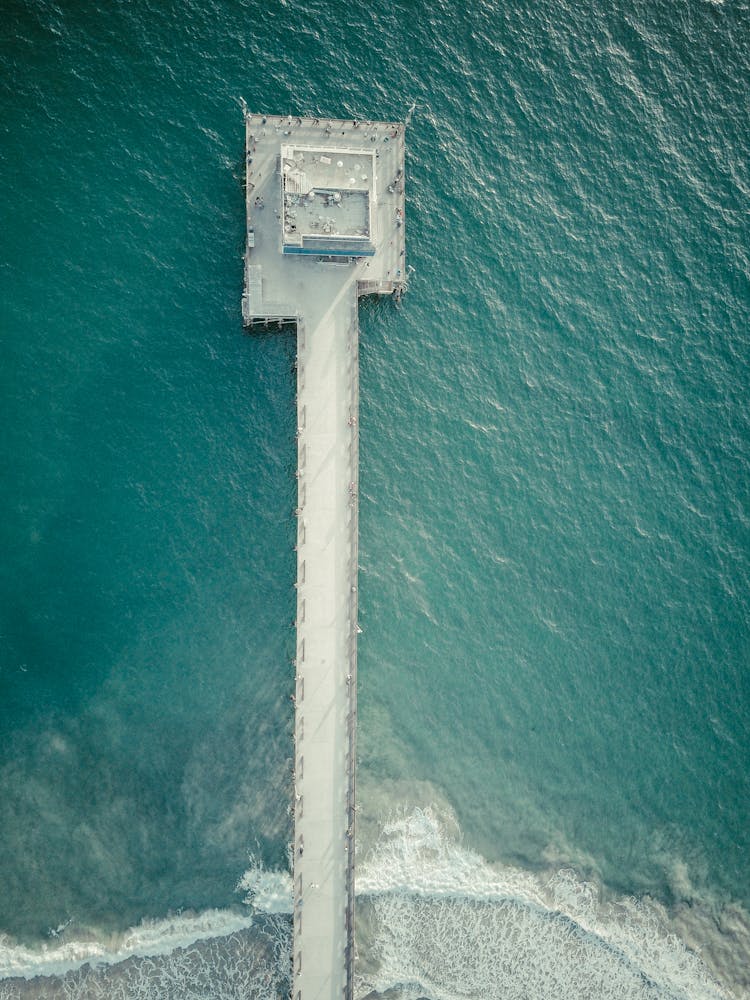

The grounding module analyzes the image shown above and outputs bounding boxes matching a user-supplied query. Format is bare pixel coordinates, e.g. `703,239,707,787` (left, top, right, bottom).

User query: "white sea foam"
354,807,733,1000
0,908,255,981
236,853,293,913
0,851,294,985
1,816,744,998
0,920,292,1000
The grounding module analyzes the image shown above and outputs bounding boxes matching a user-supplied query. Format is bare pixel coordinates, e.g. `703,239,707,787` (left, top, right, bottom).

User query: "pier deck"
242,112,406,1000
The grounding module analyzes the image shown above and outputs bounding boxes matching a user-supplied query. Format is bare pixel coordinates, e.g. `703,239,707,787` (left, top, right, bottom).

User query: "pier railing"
344,300,360,999
242,111,406,1000
290,302,359,1000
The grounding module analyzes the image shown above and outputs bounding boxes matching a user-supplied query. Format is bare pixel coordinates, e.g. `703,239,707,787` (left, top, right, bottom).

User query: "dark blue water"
1,1,748,996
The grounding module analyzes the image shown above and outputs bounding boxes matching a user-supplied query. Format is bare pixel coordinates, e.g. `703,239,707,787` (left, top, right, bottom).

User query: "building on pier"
242,111,406,1000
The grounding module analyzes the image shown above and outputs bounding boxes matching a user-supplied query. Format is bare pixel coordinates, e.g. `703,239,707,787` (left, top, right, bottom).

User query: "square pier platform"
242,113,406,325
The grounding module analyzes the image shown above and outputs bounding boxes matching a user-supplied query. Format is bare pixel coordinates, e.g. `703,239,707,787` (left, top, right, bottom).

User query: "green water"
1,1,748,996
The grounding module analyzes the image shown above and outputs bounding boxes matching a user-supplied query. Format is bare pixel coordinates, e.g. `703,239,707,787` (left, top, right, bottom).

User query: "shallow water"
1,0,749,996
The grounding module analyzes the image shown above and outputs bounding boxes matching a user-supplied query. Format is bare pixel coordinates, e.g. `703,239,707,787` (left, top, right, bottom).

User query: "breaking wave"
3,816,747,999
0,856,292,987
0,920,291,1000
0,855,294,999
236,854,293,913
354,808,736,1000
0,909,257,982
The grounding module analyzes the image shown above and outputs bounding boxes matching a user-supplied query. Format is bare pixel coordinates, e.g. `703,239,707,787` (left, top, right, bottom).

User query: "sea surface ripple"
1,0,748,996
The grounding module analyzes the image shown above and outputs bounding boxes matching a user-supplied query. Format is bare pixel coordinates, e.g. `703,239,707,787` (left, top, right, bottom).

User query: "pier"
242,112,406,999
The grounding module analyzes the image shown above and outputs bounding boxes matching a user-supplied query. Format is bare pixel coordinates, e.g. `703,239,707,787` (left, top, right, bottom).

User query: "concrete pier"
242,112,406,1000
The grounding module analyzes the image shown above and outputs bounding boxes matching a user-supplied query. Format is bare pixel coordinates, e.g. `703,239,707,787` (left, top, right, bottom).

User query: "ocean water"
1,0,749,997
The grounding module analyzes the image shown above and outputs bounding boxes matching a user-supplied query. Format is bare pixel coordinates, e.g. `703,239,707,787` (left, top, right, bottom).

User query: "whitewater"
2,0,749,996
2,809,747,998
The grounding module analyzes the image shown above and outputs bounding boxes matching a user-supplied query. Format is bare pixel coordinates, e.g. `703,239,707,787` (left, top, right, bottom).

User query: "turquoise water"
1,0,749,997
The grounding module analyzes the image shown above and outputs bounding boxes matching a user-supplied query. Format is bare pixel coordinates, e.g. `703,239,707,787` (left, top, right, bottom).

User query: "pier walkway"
242,112,406,1000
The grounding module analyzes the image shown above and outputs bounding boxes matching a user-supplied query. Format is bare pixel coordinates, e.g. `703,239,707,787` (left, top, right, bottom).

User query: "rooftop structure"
242,111,407,1000
280,144,376,256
